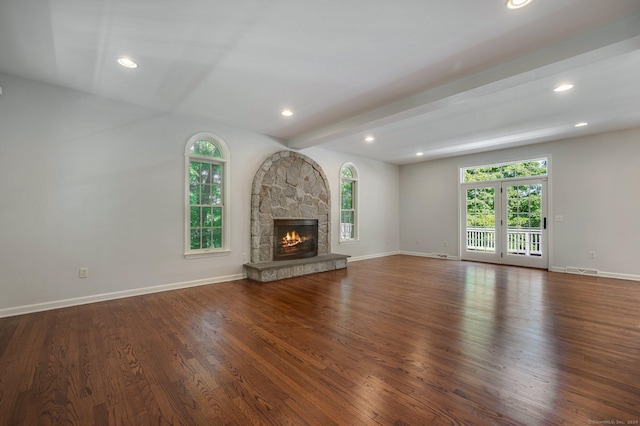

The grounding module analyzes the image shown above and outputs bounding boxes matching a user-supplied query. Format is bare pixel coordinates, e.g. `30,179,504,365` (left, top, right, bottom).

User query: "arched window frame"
339,162,359,243
184,132,231,258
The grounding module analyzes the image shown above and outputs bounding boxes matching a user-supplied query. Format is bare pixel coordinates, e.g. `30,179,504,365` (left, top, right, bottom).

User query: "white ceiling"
1,0,640,165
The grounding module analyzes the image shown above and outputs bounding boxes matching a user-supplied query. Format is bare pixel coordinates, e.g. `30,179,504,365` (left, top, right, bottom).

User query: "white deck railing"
467,227,542,256
340,223,354,240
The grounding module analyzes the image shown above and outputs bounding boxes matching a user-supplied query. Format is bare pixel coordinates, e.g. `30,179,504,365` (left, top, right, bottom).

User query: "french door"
461,178,548,269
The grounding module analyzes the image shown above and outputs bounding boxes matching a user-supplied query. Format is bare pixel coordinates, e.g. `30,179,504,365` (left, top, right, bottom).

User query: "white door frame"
460,182,501,264
460,178,548,269
501,178,548,269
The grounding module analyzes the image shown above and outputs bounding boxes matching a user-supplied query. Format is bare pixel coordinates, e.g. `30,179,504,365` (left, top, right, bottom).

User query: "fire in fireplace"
273,219,318,260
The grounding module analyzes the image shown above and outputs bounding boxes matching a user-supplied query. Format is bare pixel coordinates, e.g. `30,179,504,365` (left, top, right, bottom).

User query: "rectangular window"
340,180,355,240
189,161,223,250
340,163,358,242
462,159,547,183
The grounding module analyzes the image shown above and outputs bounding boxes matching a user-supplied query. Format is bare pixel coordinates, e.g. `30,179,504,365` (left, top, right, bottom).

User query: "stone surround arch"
250,151,331,264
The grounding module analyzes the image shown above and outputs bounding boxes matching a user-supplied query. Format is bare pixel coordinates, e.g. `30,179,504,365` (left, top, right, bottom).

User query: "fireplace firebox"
273,219,318,261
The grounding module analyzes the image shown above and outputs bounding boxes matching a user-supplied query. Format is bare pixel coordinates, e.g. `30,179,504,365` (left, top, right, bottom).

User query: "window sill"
184,249,231,260
339,239,359,245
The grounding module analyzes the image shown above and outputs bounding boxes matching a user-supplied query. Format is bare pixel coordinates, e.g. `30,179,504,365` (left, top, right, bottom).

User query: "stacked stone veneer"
250,151,331,264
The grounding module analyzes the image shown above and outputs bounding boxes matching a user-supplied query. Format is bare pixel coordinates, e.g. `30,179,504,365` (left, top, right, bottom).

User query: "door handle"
543,217,547,229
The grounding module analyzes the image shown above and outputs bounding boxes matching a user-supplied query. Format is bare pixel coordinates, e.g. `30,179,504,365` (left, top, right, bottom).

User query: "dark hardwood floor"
1,255,639,425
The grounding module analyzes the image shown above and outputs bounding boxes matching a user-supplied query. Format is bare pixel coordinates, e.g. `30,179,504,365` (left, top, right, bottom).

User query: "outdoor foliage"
463,160,547,183
341,181,355,238
189,159,223,250
466,161,546,229
467,187,496,227
190,140,221,158
340,164,356,239
341,181,353,210
507,184,541,228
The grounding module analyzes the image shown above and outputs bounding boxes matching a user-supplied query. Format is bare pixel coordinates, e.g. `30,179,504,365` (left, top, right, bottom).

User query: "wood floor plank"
1,255,639,425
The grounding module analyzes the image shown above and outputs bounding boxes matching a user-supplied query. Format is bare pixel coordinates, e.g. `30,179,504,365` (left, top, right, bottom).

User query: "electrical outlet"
443,241,447,248
554,215,563,222
79,268,89,278
589,251,596,259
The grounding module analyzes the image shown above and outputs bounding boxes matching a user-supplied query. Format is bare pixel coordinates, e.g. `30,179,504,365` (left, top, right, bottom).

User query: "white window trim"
184,132,231,259
339,162,359,244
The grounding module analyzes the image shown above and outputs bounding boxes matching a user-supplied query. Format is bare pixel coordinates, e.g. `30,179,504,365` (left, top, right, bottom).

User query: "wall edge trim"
0,273,246,318
549,266,640,282
347,251,401,262
399,251,461,261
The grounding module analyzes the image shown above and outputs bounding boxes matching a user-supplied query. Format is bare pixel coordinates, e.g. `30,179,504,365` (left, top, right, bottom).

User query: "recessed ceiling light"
281,109,293,117
117,57,138,69
506,0,533,9
553,83,574,92
416,152,424,157
365,136,375,143
574,122,589,127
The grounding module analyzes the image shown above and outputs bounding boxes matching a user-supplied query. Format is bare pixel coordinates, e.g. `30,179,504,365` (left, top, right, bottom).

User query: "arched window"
340,162,358,242
184,133,230,257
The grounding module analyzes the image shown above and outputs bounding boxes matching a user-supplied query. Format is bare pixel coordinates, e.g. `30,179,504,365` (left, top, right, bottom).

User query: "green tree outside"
465,161,546,229
189,140,223,250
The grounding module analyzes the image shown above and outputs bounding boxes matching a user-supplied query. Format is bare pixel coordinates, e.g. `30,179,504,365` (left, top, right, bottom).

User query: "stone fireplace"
244,151,348,282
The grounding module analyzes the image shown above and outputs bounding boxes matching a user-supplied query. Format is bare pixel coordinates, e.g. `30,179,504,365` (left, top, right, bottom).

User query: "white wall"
399,127,640,279
302,147,400,260
0,73,400,316
5,68,634,316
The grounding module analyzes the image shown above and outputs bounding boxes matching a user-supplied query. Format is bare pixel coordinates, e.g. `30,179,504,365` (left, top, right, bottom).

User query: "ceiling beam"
287,14,640,151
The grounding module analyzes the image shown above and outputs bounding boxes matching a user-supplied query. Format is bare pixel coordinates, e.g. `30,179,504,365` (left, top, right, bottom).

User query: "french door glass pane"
466,187,495,253
506,184,542,257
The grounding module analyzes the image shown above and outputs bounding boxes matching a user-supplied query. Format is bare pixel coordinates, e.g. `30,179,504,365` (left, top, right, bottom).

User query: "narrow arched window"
340,163,358,242
185,133,230,257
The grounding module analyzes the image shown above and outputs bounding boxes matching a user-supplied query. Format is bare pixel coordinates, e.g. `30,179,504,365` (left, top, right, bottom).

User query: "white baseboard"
550,266,640,282
347,251,401,262
5,261,637,318
0,273,246,318
399,251,461,261
599,271,640,281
